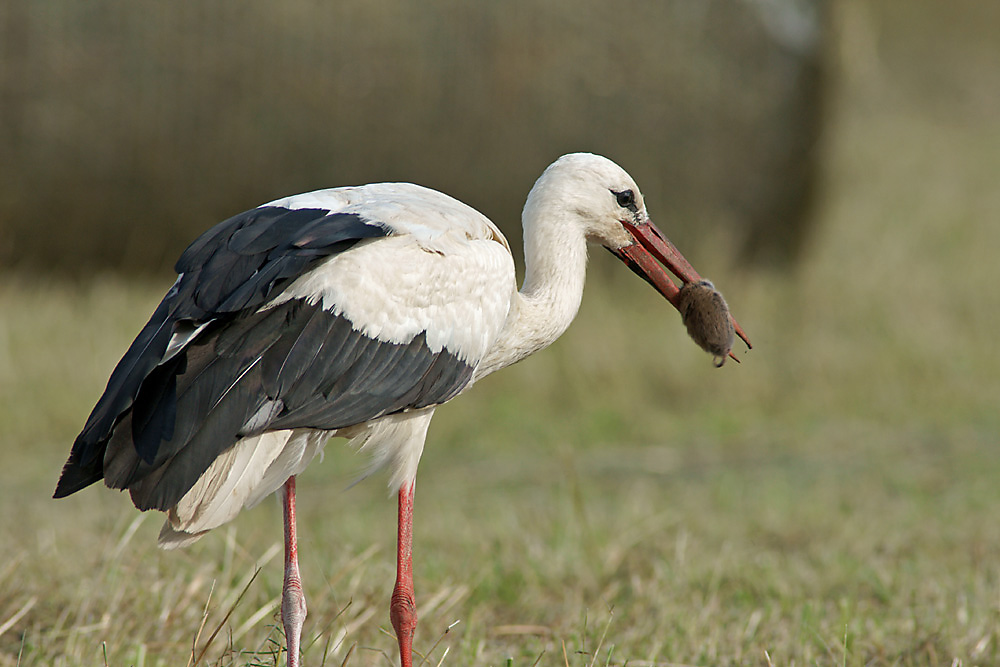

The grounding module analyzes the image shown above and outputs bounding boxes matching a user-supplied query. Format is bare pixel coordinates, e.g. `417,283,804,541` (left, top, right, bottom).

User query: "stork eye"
613,189,637,212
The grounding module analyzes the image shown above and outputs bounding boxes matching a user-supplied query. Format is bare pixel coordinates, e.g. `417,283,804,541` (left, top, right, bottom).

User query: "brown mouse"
677,280,735,367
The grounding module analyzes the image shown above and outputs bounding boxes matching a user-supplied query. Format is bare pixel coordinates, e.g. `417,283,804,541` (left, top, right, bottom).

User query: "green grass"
3,11,1000,666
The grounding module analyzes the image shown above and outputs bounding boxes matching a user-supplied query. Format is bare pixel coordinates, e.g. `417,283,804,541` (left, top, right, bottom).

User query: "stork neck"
521,211,588,331
472,208,588,382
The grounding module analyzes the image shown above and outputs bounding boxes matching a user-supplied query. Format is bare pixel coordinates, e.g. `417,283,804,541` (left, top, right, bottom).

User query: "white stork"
54,153,749,667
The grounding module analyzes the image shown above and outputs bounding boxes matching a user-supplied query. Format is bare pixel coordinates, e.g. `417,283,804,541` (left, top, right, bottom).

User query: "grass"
3,8,1000,667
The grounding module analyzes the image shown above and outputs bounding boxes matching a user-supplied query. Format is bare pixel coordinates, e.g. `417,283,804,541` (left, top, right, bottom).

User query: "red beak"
612,219,752,360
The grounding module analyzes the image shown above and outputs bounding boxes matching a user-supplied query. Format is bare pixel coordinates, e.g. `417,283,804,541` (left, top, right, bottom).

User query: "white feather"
263,182,509,251
158,430,303,548
348,408,435,492
243,430,328,509
161,320,212,364
157,411,430,549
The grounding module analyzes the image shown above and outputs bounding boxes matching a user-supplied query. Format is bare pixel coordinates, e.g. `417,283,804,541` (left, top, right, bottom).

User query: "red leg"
390,483,417,667
281,476,307,667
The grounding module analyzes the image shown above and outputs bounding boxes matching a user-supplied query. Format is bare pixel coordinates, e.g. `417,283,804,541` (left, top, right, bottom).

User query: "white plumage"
272,231,513,359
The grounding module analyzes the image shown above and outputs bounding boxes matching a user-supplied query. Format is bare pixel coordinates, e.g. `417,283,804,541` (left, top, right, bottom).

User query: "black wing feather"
54,206,388,499
266,305,336,397
109,299,473,511
56,296,178,492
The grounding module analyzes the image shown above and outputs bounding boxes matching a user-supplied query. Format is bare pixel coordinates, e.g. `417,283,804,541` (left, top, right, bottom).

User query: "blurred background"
0,0,828,272
2,0,1000,665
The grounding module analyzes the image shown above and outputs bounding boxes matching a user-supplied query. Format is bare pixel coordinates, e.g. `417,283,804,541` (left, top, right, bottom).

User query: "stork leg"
390,483,417,667
281,476,307,667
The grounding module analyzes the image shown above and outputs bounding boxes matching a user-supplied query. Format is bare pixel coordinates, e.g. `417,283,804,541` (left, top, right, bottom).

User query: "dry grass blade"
0,596,37,639
305,598,353,652
338,641,356,667
490,625,551,637
231,596,280,644
187,580,216,667
587,609,614,667
107,515,146,562
416,619,460,667
187,579,215,667
0,554,27,591
360,644,396,665
192,567,262,666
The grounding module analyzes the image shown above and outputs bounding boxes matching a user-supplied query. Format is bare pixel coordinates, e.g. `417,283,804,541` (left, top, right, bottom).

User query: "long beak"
612,219,752,359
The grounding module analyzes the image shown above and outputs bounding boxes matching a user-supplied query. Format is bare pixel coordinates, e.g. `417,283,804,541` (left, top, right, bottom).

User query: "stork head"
531,152,751,358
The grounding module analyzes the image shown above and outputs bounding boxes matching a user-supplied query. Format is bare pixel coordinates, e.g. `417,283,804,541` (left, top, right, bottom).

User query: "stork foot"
390,586,417,667
282,577,307,667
